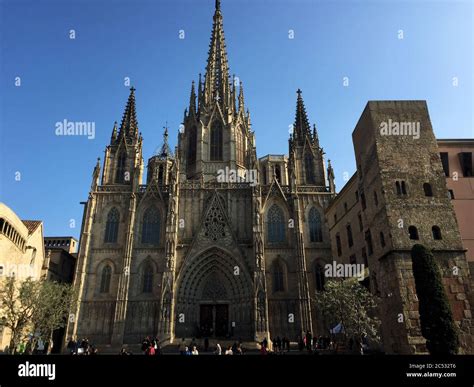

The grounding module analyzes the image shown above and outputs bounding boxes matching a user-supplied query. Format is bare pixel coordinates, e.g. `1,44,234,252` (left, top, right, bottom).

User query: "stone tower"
351,101,473,353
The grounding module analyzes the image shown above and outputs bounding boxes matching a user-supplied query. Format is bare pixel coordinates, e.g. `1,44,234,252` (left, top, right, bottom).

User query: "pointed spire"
312,123,320,147
231,75,237,113
238,81,245,112
293,89,312,143
189,80,197,115
110,121,118,143
158,124,172,159
119,87,139,139
204,0,230,107
197,73,203,112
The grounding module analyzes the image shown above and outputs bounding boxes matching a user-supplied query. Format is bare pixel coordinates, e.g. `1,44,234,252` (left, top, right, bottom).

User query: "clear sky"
0,0,473,238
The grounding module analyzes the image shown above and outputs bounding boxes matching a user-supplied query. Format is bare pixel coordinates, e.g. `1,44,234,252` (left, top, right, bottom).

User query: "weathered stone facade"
326,101,473,353
67,1,335,349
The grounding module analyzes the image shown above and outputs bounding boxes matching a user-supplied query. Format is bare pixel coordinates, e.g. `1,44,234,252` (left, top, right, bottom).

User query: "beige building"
43,237,77,283
0,202,45,352
437,139,474,266
326,102,473,354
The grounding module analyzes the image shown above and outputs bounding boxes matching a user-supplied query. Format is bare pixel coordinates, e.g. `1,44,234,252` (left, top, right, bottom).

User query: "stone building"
326,102,473,353
68,0,335,348
0,202,45,352
67,1,473,354
43,237,77,284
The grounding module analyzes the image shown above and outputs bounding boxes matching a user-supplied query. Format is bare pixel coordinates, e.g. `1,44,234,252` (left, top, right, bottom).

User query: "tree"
315,278,380,353
30,280,76,354
411,244,459,355
0,277,76,354
0,277,41,354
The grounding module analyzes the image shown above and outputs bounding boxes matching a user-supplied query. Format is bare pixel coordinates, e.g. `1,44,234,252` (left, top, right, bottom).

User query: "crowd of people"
66,337,99,355
140,336,162,355
177,337,244,355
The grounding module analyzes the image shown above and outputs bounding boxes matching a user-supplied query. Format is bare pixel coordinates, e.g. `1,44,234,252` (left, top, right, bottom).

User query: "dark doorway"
199,304,229,337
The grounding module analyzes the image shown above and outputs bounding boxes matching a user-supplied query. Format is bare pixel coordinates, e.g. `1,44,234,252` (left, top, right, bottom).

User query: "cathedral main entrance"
199,304,229,337
175,248,254,340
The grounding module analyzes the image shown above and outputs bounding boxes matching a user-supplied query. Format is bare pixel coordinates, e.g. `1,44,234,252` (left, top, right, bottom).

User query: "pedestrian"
225,346,233,355
191,346,199,355
215,343,222,355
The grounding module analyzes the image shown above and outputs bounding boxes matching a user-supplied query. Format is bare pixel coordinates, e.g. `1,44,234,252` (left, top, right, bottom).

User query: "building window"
305,153,315,184
380,231,386,247
401,181,407,195
315,263,325,291
423,183,433,197
336,233,342,256
158,165,164,185
396,181,401,195
104,208,119,243
142,263,154,293
262,167,267,185
361,192,366,210
273,261,285,292
275,165,282,183
358,213,363,232
448,189,455,200
349,254,357,265
346,224,353,247
334,213,337,224
115,152,127,183
309,207,323,242
188,125,197,165
440,152,449,177
408,226,419,240
432,226,442,240
459,152,473,177
0,266,3,276
267,204,285,243
373,190,378,206
141,206,160,245
210,121,223,161
100,265,112,293
236,127,245,165
355,190,359,202
344,202,348,212
365,230,373,256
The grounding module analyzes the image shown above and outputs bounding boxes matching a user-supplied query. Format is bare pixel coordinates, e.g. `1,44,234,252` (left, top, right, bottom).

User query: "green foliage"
0,277,76,354
315,278,380,350
411,244,459,355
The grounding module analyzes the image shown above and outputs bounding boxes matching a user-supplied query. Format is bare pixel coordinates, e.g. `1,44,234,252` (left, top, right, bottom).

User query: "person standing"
215,343,222,355
191,346,199,355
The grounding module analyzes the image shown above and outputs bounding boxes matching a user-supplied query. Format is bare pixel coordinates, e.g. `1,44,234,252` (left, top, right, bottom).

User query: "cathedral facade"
68,0,335,347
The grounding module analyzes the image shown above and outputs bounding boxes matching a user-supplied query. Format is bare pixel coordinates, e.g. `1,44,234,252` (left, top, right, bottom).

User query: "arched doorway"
175,248,253,339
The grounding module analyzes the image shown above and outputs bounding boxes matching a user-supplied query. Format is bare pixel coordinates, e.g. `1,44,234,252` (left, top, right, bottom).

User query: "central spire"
204,0,230,108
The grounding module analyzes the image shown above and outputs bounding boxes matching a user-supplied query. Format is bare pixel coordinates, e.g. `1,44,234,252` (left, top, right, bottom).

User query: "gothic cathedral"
69,0,336,347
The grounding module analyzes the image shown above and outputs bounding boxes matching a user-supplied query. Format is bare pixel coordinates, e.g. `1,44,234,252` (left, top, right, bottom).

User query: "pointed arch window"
267,204,285,243
308,207,323,242
274,165,281,183
142,207,160,245
142,262,154,293
236,127,245,165
423,183,433,197
273,261,285,292
116,152,127,183
100,265,112,293
188,125,197,165
158,165,164,185
315,263,325,291
210,121,223,161
104,208,119,243
305,153,315,184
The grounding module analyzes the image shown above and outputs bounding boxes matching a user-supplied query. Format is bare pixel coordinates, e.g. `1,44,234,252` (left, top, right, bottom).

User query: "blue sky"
0,0,473,238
